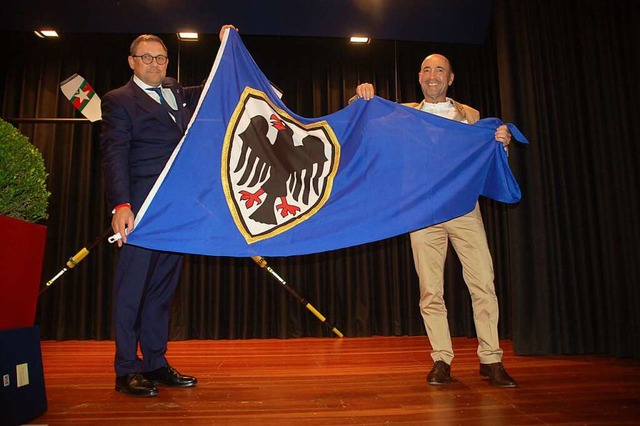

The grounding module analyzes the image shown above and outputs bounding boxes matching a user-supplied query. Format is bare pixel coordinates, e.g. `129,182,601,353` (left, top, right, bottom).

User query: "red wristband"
111,203,131,214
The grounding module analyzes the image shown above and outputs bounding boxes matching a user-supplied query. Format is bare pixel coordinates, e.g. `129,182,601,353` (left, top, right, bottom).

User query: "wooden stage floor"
31,336,640,424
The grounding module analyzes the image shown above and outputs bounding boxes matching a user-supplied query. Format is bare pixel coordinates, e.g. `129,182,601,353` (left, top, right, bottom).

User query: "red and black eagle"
234,114,328,225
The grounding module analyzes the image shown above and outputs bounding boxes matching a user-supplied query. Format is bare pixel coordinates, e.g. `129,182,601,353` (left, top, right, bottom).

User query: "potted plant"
0,117,50,425
0,117,50,330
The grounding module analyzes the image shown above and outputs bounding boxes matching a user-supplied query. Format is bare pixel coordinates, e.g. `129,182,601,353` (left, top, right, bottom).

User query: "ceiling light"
34,30,59,38
350,36,370,44
177,32,199,41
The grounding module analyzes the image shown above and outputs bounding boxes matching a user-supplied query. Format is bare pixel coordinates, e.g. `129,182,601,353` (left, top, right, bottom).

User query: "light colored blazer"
403,99,480,124
348,93,480,125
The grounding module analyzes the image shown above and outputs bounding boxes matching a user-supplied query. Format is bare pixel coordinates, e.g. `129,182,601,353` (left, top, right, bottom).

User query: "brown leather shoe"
142,365,198,387
427,360,451,385
115,372,158,397
479,362,517,388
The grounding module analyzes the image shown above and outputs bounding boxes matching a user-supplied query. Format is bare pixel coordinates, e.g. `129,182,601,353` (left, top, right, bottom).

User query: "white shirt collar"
133,75,161,91
420,98,454,112
133,75,178,110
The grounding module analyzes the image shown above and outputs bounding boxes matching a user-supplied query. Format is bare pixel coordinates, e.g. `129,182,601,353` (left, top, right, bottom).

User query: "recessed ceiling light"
177,32,199,41
34,30,59,38
350,36,370,44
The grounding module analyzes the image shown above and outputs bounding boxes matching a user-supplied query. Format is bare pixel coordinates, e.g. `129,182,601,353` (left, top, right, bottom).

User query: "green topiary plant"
0,117,50,222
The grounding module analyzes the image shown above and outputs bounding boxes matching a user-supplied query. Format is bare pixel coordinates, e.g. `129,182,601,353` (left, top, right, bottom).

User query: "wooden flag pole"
40,231,346,340
39,227,117,296
251,256,344,337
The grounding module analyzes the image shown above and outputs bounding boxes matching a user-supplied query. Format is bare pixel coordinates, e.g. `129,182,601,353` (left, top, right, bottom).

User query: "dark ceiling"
1,0,493,44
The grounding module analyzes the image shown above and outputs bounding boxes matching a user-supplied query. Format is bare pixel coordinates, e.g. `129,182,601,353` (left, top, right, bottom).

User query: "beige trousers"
410,202,503,365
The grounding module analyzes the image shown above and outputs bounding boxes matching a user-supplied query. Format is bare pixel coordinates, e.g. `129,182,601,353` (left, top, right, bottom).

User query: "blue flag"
127,30,528,257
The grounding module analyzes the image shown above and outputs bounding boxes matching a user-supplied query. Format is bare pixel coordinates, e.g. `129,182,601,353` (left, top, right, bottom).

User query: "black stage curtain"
493,0,640,357
1,0,639,358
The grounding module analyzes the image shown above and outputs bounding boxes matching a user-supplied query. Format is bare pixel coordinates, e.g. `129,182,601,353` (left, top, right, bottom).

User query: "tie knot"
146,87,167,105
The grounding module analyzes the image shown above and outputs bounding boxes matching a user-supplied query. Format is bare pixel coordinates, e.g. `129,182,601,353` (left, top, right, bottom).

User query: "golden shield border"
222,87,341,244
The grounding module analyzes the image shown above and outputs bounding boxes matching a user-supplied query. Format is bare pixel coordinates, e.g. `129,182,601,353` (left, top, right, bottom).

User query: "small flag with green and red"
60,73,102,122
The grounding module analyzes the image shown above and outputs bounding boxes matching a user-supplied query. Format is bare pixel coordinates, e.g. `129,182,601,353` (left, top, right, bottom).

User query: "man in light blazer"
101,26,236,397
354,53,517,388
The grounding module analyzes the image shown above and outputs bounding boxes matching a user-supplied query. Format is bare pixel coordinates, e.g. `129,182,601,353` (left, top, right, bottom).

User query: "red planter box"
0,215,47,331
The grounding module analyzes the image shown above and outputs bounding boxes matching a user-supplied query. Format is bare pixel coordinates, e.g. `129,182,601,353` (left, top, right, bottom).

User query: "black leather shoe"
427,360,451,385
480,362,517,388
142,365,198,387
115,372,158,397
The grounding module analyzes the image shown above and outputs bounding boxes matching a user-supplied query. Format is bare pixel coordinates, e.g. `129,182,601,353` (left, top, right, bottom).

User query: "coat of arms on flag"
222,87,340,243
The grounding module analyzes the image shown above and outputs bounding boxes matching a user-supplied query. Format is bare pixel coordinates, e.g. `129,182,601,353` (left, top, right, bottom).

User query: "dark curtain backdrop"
493,0,640,357
2,0,639,358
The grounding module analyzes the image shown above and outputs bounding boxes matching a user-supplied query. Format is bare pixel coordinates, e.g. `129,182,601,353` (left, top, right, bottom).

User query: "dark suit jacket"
100,77,201,213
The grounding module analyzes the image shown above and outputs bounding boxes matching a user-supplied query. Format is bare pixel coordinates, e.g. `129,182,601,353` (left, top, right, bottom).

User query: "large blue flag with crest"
127,29,527,257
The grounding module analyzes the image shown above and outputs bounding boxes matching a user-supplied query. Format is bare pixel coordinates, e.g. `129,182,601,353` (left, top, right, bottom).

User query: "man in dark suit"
100,26,236,397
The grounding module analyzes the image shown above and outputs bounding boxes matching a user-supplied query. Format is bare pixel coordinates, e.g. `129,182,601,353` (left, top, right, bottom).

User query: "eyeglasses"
131,54,168,65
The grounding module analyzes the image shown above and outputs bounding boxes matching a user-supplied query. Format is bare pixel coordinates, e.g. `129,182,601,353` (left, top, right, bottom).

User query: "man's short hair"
130,34,168,56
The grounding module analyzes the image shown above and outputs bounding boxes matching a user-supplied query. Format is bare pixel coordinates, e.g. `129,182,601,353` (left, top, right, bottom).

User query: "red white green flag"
60,73,102,122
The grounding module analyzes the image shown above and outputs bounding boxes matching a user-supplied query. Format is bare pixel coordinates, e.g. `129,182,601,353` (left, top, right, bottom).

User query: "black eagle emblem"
234,114,328,225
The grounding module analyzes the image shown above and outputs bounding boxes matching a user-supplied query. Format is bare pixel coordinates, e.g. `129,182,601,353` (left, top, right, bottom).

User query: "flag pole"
39,227,117,296
251,256,344,338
